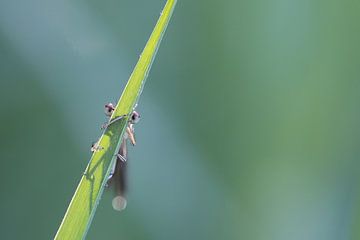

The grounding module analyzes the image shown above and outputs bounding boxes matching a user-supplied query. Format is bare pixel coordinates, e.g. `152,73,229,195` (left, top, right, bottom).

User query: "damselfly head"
104,103,115,117
130,111,141,124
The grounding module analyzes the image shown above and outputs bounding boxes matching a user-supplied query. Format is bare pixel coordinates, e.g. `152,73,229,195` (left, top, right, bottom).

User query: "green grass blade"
54,1,177,239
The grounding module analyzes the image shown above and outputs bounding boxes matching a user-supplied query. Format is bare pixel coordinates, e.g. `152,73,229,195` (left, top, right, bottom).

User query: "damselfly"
102,103,140,211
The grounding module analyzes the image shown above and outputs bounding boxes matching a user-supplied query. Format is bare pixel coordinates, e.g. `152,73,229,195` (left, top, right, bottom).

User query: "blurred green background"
1,0,360,239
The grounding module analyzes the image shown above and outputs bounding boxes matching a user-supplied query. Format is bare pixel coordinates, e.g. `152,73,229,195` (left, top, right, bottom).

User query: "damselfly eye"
104,103,115,117
130,111,140,124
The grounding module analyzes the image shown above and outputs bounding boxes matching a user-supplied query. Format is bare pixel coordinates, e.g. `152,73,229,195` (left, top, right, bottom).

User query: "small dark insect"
102,103,141,211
